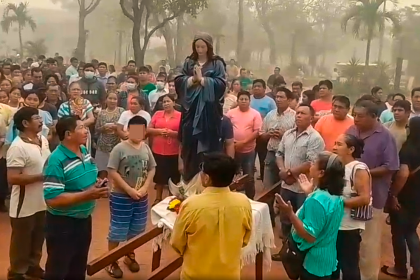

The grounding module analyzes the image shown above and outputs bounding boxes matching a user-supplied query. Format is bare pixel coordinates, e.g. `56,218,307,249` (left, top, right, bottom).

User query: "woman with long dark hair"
381,117,420,280
276,151,345,280
175,32,227,183
223,78,240,114
95,92,124,178
332,134,371,280
148,94,181,204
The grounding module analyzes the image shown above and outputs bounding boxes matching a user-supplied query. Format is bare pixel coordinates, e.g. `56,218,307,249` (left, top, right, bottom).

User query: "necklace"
106,107,117,113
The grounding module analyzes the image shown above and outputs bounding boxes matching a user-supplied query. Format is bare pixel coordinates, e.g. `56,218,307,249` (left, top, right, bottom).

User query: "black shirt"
219,116,234,151
398,143,420,215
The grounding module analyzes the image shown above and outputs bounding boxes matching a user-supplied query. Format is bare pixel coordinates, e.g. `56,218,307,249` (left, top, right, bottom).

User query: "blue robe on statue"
175,56,227,182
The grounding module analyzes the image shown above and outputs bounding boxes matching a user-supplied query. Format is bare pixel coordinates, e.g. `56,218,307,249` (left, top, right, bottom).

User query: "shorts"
153,153,181,185
108,192,148,243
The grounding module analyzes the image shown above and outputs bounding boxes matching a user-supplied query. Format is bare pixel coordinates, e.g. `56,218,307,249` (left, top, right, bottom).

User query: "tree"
237,0,244,64
24,38,48,57
51,0,102,61
1,2,36,58
341,0,400,67
120,0,208,66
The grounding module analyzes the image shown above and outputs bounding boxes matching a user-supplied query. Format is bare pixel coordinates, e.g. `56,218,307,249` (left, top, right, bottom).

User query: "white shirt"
148,89,168,110
340,160,371,230
117,110,151,131
331,72,339,81
6,136,51,218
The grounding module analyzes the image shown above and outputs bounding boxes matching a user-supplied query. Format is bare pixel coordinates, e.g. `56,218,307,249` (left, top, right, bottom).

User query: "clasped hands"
192,65,204,84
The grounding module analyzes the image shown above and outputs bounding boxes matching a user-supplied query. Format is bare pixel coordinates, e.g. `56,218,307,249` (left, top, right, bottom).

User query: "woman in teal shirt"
276,151,345,280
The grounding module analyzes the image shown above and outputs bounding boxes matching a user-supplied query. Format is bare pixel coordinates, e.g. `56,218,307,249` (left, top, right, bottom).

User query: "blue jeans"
263,150,280,189
235,151,255,199
279,188,306,237
390,207,420,274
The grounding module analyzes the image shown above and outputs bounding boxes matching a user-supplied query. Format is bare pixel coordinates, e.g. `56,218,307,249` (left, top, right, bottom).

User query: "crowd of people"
0,31,419,280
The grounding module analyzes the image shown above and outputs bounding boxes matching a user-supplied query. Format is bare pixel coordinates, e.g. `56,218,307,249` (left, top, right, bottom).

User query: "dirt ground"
0,180,403,280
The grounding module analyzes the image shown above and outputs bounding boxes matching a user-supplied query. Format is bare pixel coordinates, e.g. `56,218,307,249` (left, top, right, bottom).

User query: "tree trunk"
378,0,387,62
236,0,244,64
162,28,175,67
261,21,276,65
175,15,184,66
18,24,23,60
76,9,87,61
132,15,144,65
117,31,123,66
365,37,372,67
321,25,328,67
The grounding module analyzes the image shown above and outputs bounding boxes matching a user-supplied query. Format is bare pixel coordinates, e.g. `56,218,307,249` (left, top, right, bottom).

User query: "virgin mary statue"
173,33,227,190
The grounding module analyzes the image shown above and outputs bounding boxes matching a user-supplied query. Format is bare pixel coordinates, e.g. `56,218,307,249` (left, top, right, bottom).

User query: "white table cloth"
151,196,276,271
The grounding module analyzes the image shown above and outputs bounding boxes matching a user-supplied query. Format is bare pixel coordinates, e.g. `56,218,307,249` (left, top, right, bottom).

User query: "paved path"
0,181,401,279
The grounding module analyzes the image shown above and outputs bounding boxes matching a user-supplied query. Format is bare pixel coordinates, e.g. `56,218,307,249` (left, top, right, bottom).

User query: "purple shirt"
346,123,399,209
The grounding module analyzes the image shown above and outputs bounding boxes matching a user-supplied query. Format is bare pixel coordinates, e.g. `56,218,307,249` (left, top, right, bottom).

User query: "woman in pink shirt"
226,91,262,199
147,94,181,204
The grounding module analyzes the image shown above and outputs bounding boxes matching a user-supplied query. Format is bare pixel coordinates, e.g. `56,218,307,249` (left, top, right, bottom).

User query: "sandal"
105,262,123,278
381,265,407,279
124,252,140,273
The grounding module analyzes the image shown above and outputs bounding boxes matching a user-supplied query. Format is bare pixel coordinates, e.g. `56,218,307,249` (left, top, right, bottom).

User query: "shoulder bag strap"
410,165,420,176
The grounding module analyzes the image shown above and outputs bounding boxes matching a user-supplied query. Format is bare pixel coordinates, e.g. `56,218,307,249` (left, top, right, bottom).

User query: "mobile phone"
98,178,109,188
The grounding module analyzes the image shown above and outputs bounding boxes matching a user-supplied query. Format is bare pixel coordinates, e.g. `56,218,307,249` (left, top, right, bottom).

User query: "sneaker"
124,252,140,273
26,266,45,279
105,262,123,279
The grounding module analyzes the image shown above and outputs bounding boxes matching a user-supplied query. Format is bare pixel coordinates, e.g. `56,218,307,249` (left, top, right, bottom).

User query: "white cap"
30,62,40,68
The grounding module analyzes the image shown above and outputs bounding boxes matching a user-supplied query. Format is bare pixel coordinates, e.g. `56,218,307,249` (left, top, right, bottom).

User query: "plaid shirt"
261,107,296,151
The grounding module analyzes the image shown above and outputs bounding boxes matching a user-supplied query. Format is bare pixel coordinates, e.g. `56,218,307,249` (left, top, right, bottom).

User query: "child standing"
106,116,156,278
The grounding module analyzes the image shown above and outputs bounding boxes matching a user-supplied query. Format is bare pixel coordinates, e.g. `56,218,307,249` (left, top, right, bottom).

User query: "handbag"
279,235,309,280
349,163,373,221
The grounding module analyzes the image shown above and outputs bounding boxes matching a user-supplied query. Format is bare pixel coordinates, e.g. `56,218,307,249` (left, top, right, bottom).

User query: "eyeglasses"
31,115,42,121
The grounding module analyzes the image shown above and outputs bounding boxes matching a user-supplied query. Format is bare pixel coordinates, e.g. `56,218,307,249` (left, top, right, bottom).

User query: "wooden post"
255,252,264,280
151,247,162,271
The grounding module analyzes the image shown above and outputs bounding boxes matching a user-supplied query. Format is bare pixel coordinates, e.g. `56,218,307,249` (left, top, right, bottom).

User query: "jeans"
235,151,256,199
279,188,306,237
390,207,420,274
255,137,268,181
332,230,362,280
263,150,280,189
301,269,331,280
44,212,92,280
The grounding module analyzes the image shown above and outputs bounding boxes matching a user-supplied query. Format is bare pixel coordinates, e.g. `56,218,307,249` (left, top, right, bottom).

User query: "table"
151,196,276,271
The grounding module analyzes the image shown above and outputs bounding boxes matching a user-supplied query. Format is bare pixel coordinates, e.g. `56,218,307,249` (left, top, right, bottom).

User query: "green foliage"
341,0,400,40
1,2,36,33
24,39,48,57
152,0,208,17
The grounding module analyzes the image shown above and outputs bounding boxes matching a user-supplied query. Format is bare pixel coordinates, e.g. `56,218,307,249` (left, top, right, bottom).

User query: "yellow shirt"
0,103,14,158
170,187,252,280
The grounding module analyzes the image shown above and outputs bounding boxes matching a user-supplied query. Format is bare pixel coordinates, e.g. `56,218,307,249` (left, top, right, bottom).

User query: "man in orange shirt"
311,80,334,114
315,95,353,151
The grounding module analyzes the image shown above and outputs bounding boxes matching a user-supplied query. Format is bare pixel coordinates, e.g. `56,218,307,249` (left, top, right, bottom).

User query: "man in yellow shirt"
170,152,252,280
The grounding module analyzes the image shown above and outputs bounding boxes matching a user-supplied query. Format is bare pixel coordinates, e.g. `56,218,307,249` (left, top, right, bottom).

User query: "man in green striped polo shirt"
43,116,108,280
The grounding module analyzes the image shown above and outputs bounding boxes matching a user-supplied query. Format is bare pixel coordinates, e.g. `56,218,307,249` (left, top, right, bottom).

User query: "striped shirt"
293,190,344,277
276,126,325,193
261,108,295,151
43,144,98,218
58,99,93,120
